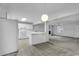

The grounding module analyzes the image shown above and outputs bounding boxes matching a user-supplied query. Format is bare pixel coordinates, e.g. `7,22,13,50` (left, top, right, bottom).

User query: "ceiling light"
41,14,48,22
21,18,27,21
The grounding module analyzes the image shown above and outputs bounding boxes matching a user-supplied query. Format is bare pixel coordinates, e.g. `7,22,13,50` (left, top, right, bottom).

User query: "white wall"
48,13,79,38
0,19,18,55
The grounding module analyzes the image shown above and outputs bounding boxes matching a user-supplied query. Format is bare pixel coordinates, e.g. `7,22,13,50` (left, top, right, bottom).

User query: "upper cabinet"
0,8,7,18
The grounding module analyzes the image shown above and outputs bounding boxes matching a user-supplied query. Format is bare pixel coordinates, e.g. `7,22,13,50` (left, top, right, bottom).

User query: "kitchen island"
29,32,49,45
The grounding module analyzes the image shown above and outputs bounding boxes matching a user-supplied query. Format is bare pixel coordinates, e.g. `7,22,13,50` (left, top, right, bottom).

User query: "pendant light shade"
41,14,48,22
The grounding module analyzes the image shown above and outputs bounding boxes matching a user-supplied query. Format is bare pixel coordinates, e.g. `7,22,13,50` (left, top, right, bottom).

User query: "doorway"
17,23,33,55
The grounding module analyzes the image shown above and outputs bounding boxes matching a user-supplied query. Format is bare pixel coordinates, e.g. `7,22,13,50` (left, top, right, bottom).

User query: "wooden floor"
17,36,79,56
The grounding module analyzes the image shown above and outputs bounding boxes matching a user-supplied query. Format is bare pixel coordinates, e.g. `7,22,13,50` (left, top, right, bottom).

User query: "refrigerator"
0,19,18,55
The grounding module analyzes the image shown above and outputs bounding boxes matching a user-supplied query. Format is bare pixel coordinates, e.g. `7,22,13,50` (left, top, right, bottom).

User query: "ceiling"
0,3,79,24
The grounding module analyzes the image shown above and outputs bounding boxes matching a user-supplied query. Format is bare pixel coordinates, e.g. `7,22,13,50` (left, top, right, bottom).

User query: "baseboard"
53,34,79,39
2,50,18,56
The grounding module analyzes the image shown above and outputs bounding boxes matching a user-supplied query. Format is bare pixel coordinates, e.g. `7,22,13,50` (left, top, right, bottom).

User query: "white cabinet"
0,8,6,18
29,32,49,45
18,23,33,39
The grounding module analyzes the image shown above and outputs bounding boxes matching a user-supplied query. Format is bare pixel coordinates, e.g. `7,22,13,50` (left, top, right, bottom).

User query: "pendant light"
41,4,48,32
41,4,48,22
41,14,48,22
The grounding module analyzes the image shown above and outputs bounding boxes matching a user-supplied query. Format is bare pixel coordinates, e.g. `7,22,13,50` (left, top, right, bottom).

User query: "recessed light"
21,18,27,21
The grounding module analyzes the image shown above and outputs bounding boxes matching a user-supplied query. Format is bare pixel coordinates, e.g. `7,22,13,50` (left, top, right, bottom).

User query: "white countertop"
31,32,46,34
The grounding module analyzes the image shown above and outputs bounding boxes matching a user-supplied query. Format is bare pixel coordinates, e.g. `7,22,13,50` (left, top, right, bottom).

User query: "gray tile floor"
17,36,79,56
